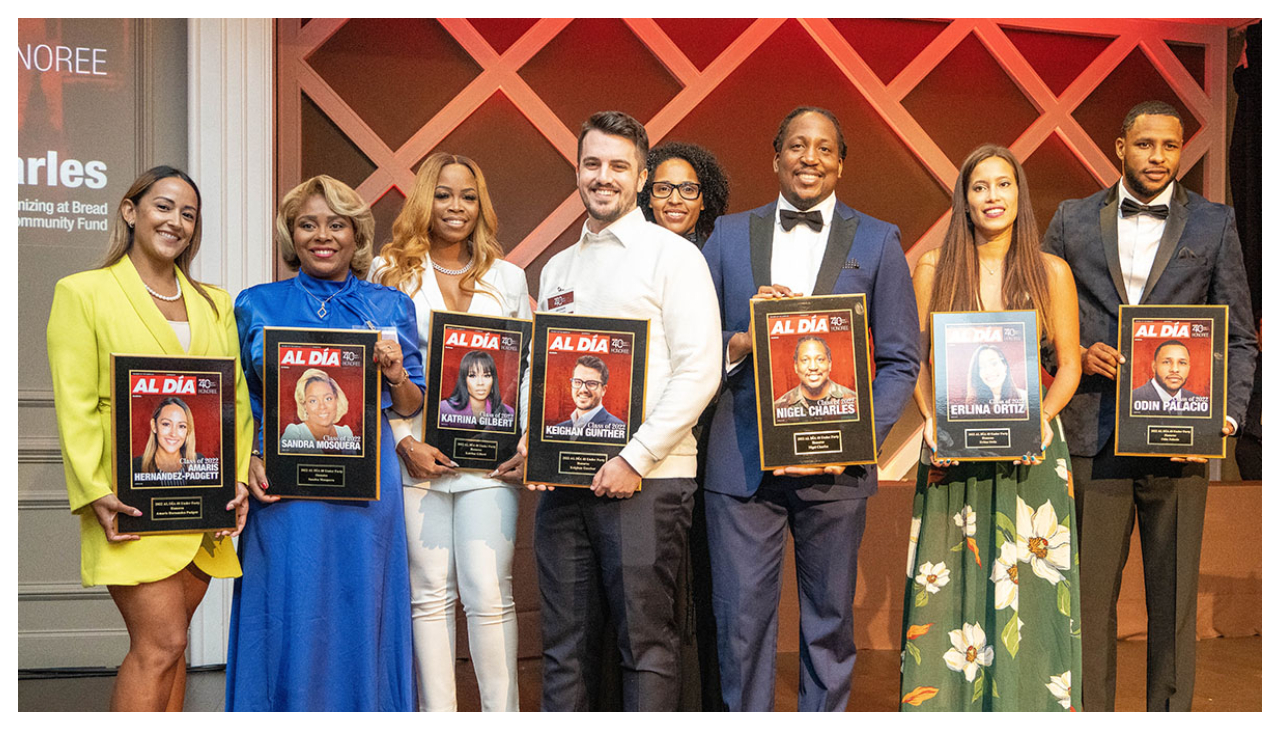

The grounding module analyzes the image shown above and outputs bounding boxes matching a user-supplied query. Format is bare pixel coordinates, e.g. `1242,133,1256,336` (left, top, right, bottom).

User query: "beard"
580,185,635,227
1123,164,1174,201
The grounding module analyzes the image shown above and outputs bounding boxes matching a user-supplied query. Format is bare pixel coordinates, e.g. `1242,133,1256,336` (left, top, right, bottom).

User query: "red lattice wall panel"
276,18,1229,293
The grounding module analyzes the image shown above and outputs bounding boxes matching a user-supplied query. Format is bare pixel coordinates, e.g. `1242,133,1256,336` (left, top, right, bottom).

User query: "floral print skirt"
899,418,1083,711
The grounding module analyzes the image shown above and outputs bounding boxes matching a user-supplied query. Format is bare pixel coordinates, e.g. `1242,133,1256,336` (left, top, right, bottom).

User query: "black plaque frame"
263,327,381,499
112,355,237,535
1115,304,1228,458
751,294,877,470
525,312,648,488
932,310,1042,461
423,311,532,471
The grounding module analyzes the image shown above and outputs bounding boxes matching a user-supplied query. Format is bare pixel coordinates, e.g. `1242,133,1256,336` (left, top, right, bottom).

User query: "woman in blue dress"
225,175,424,710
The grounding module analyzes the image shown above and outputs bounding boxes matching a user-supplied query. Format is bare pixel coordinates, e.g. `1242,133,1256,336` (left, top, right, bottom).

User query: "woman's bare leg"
107,565,210,711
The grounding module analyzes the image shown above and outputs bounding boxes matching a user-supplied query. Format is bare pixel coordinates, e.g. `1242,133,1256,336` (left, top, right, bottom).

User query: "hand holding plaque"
750,294,877,470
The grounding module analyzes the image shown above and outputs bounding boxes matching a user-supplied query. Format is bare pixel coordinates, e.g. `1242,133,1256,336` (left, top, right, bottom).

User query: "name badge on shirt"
545,290,575,313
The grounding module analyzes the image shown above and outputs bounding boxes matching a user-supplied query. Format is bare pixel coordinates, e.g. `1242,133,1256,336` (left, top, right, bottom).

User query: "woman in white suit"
370,152,530,711
46,166,252,711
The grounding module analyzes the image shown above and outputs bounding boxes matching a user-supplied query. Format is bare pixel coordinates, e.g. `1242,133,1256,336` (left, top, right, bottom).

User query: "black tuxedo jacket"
1043,182,1256,457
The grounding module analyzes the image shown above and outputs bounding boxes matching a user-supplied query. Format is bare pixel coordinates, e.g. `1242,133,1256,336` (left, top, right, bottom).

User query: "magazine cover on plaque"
1115,305,1227,458
526,313,648,487
111,355,237,534
932,311,1042,460
423,311,532,471
264,327,380,499
750,294,876,470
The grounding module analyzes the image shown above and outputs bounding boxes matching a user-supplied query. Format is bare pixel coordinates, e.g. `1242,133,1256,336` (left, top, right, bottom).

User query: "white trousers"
402,485,519,711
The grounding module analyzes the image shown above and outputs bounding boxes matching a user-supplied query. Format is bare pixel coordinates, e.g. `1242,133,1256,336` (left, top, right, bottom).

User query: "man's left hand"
1171,422,1236,464
592,457,641,498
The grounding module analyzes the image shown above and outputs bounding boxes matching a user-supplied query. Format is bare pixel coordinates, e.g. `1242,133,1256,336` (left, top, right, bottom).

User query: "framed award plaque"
111,355,238,534
423,311,532,471
1115,305,1227,458
263,327,381,499
750,294,876,470
525,312,648,488
931,311,1042,461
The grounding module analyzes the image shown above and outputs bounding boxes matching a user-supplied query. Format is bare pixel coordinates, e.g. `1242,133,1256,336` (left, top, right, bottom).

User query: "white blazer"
370,256,532,492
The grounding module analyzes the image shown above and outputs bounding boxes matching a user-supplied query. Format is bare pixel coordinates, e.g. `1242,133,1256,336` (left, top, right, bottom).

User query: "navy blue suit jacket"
701,200,920,499
1043,182,1257,457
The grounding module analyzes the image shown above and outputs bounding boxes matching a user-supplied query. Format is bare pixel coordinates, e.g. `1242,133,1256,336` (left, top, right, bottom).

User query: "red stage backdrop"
275,18,1229,299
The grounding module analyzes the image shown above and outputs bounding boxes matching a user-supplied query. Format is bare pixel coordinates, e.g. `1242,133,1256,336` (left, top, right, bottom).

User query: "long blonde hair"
101,166,216,310
276,175,376,278
374,153,503,300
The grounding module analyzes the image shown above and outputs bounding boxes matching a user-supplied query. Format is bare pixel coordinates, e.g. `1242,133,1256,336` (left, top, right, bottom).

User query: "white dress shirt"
1117,181,1175,305
772,192,838,296
726,192,838,374
369,255,532,492
537,206,722,479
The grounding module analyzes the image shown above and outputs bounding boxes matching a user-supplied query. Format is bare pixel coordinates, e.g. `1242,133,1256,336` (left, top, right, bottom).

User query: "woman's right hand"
89,493,142,542
247,454,281,503
396,436,457,479
922,416,956,468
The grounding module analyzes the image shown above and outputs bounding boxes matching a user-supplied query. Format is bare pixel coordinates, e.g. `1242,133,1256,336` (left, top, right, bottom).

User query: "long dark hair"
927,145,1053,340
638,141,731,242
101,166,216,309
967,345,1019,402
446,350,503,412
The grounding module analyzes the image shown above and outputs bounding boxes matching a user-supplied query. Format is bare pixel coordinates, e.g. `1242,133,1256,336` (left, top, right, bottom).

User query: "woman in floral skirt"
900,144,1083,711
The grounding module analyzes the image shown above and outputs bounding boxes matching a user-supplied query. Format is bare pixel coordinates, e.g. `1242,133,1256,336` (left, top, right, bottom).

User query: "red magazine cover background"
1129,320,1213,396
543,329,634,426
129,376,223,459
276,349,367,439
766,314,857,401
944,340,1031,404
437,326,521,416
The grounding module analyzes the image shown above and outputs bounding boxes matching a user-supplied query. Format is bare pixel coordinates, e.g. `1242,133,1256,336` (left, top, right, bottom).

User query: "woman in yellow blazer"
46,166,253,711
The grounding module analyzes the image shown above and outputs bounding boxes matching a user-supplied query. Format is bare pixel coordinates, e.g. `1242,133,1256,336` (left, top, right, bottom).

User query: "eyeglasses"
570,378,603,391
650,181,702,201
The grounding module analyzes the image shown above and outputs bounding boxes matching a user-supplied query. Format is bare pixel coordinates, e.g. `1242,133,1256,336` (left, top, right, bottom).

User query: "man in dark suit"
1130,340,1201,410
554,356,625,440
1042,100,1256,712
700,106,920,711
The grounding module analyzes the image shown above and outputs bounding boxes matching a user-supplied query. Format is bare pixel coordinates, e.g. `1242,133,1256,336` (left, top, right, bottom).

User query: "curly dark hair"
638,141,731,242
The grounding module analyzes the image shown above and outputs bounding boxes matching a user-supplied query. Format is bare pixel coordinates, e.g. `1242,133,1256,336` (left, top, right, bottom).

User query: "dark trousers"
535,477,695,711
705,477,867,711
1072,443,1207,712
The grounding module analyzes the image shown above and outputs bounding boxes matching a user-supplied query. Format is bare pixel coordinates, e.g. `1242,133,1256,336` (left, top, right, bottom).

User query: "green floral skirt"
899,418,1083,711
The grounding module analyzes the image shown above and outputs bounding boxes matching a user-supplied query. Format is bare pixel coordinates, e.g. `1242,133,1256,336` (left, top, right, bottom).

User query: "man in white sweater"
529,110,721,711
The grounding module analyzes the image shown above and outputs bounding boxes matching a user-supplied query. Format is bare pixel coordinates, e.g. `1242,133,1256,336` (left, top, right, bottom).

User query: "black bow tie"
780,208,824,232
1120,198,1170,220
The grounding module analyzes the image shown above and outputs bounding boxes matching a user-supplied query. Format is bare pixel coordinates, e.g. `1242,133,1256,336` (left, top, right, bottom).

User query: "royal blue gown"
225,271,422,711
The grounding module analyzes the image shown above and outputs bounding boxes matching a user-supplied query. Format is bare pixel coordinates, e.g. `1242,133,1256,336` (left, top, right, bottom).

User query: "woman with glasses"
639,141,731,248
638,140,732,710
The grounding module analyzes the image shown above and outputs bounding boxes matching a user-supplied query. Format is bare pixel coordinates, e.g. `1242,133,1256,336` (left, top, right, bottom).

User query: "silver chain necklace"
145,278,182,302
297,281,340,318
431,255,474,276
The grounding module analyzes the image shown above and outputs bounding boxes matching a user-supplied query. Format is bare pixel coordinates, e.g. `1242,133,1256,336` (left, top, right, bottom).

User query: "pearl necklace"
145,278,183,302
431,255,474,276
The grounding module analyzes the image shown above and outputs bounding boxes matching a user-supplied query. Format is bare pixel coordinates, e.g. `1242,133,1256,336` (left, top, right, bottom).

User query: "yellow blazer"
47,256,254,586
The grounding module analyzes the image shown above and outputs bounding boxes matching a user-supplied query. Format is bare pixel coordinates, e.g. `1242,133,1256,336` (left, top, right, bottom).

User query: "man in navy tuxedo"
700,106,920,711
1043,100,1256,712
